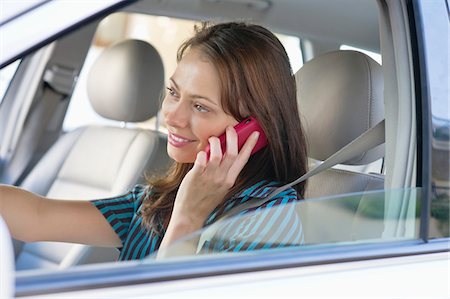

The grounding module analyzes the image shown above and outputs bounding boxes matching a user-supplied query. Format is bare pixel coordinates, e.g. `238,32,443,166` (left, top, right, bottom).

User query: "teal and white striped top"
91,180,303,260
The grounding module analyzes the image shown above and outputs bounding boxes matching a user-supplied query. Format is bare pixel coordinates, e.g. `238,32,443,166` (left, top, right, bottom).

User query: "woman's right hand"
159,126,260,249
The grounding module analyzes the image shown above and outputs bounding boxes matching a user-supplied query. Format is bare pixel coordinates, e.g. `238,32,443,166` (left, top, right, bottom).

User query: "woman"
0,22,308,260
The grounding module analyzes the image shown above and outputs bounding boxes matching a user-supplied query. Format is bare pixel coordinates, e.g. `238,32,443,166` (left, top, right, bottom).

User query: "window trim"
15,238,449,297
409,0,433,242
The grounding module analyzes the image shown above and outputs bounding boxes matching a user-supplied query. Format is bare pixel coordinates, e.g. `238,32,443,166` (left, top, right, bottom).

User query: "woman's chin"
167,147,196,164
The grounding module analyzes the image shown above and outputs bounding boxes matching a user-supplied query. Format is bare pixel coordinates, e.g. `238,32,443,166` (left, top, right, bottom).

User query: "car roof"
1,0,379,68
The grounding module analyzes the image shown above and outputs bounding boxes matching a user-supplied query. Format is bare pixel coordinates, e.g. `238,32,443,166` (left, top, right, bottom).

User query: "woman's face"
162,48,238,163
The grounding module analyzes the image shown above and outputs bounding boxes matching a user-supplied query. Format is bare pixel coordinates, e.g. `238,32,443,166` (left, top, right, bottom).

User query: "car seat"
296,50,384,198
295,50,385,243
15,39,171,270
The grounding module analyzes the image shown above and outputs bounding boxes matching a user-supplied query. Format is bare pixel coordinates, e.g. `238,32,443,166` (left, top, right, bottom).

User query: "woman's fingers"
197,136,222,178
191,150,207,174
200,128,259,188
207,136,222,167
225,126,239,157
227,131,260,181
220,126,239,168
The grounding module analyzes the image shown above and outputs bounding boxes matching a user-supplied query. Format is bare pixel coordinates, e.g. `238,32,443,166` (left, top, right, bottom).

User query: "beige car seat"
296,50,385,198
15,39,170,270
295,50,385,244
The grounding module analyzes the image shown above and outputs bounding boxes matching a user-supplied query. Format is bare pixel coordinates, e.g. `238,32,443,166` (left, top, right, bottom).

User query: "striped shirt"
91,180,303,261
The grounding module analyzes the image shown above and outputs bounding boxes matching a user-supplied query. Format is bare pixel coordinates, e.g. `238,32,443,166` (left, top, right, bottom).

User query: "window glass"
418,1,450,239
63,13,303,132
0,60,21,105
149,189,421,260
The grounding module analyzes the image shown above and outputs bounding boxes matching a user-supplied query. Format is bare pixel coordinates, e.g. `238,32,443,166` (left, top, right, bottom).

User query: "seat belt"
2,64,76,185
197,119,385,252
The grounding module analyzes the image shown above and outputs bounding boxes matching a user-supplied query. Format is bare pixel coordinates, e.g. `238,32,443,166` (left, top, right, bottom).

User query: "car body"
0,0,449,298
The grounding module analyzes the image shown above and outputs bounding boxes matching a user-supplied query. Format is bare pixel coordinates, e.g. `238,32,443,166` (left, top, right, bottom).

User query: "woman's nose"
164,100,190,128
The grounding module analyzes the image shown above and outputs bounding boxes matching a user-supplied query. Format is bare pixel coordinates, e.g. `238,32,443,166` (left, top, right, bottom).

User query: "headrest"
87,39,164,122
296,50,384,165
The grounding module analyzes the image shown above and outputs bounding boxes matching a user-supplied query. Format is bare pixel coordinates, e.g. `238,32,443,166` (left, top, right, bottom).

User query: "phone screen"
204,116,268,159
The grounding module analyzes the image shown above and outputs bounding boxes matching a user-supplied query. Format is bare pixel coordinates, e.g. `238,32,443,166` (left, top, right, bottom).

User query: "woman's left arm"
204,193,304,253
157,127,260,258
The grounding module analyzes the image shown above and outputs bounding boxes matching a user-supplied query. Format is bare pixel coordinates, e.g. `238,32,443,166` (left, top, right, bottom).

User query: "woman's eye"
194,104,209,112
166,87,177,97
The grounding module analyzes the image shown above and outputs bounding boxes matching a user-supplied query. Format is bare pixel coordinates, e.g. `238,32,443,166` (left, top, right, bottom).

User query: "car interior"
0,0,423,273
14,39,171,270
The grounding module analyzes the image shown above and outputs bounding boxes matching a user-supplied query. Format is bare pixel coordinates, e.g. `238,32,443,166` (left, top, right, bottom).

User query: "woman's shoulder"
229,180,300,215
129,184,153,209
234,180,300,202
91,184,150,211
205,180,300,225
130,184,151,199
113,184,150,203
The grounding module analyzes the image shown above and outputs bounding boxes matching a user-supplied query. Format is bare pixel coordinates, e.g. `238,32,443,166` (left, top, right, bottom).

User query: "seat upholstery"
16,39,170,270
295,50,385,243
295,50,385,198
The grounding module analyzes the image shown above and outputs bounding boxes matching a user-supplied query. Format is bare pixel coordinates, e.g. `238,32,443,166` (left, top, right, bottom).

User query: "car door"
1,0,448,298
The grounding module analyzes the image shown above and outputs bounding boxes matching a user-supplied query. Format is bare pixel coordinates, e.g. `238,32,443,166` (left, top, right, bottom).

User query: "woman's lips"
168,132,196,148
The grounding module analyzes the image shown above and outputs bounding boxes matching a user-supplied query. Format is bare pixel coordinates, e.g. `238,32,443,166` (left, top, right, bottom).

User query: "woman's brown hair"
141,22,308,233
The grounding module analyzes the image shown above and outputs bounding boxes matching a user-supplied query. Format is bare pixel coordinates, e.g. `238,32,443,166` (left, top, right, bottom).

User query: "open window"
0,0,447,297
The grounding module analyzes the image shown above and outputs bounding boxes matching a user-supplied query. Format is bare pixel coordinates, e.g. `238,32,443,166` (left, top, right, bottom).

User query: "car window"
62,13,303,132
150,188,422,260
419,0,450,239
6,1,449,297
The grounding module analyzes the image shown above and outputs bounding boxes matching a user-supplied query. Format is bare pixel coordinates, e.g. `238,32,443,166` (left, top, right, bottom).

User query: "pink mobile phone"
205,116,268,159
